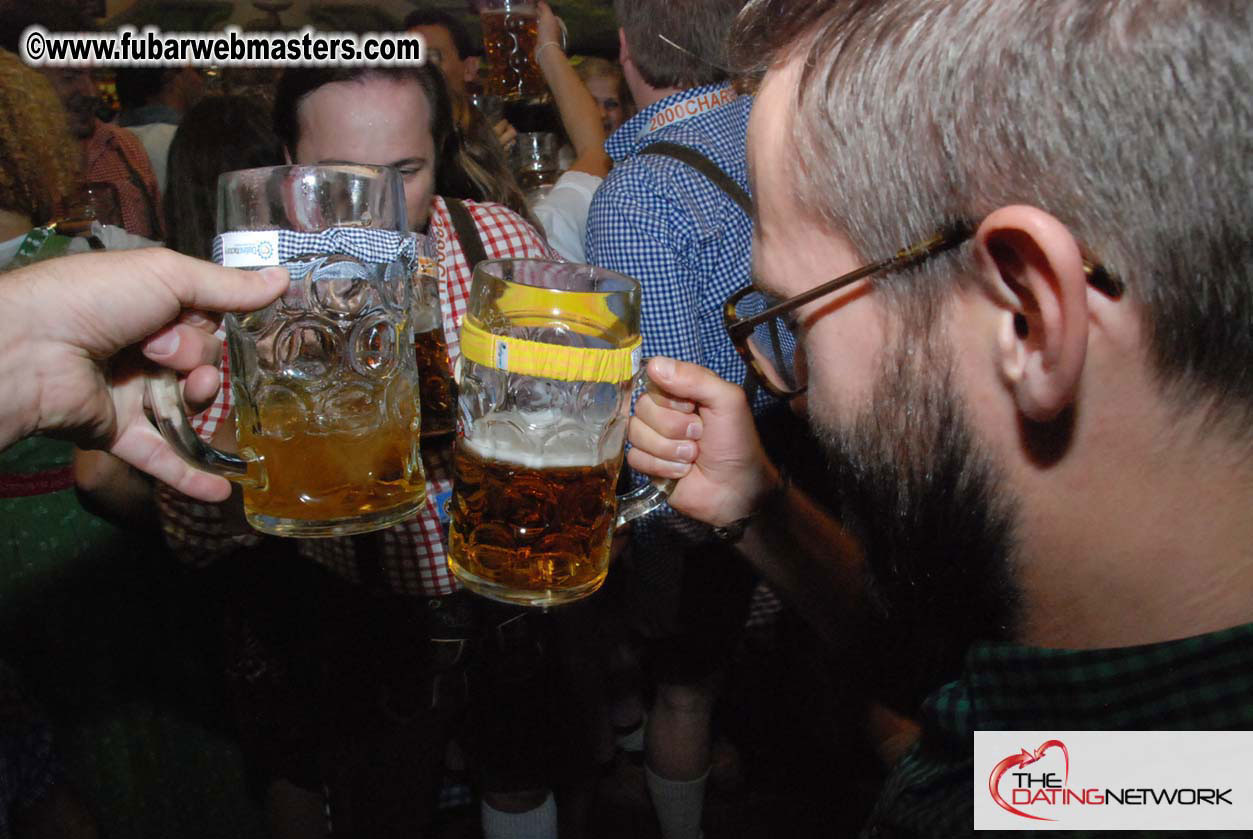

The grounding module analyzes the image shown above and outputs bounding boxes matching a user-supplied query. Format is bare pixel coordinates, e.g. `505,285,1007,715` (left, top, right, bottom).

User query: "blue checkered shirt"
586,83,773,586
586,82,756,392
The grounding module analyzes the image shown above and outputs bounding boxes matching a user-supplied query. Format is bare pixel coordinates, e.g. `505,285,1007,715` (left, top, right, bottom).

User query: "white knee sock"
480,792,558,839
645,764,708,839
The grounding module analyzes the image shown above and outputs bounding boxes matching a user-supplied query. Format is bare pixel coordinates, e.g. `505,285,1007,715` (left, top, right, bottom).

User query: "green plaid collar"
926,621,1253,738
863,623,1253,838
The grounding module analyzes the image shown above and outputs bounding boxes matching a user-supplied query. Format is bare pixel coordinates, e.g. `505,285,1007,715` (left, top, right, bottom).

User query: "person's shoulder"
595,151,685,204
101,120,144,148
460,197,537,236
551,170,603,195
126,122,178,143
601,137,739,208
459,198,555,259
102,121,158,169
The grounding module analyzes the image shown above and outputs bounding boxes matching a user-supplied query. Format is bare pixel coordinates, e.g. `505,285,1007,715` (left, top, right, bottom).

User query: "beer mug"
512,131,561,202
480,0,544,101
148,165,427,538
411,235,456,441
449,260,674,607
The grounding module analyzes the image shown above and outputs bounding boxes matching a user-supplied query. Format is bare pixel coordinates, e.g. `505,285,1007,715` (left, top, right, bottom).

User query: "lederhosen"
622,143,763,685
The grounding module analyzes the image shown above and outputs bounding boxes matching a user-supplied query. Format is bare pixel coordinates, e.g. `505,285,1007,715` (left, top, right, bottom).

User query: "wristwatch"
711,516,752,544
710,470,790,545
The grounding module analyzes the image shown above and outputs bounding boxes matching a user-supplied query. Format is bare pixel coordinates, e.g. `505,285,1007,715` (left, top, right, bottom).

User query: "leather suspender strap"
638,142,765,404
444,198,488,271
115,149,163,239
638,141,753,217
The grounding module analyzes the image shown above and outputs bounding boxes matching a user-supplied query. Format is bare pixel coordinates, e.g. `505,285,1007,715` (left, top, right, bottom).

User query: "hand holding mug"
627,357,778,528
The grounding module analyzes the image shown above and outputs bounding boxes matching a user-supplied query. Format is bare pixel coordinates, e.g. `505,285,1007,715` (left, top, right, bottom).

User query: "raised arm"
534,1,611,177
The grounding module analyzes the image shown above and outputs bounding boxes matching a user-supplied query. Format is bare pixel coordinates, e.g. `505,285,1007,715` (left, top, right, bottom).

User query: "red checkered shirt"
83,121,163,240
157,197,557,595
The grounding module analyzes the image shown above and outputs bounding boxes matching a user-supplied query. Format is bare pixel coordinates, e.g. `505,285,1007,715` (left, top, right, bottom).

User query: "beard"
812,327,1021,692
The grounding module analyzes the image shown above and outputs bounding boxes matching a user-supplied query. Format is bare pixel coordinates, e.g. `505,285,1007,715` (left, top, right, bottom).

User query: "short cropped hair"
731,0,1253,433
403,9,475,59
613,0,743,90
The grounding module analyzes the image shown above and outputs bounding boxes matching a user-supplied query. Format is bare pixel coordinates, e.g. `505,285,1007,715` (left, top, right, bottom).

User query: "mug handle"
146,368,254,481
614,367,677,528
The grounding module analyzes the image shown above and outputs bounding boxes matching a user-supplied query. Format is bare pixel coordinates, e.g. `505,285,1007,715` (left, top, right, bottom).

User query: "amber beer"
235,391,424,532
448,440,620,604
414,327,456,439
481,5,544,100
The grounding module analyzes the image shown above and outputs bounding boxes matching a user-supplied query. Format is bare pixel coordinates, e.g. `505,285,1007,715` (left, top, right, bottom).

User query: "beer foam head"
462,416,620,469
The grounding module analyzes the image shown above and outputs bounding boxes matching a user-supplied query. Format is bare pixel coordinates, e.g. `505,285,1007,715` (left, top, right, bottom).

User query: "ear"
618,27,631,66
975,206,1089,423
463,56,480,85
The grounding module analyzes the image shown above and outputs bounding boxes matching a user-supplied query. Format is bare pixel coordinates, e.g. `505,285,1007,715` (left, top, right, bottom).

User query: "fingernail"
259,267,289,283
652,357,675,380
670,460,692,477
183,312,215,330
675,443,695,461
686,422,702,440
146,330,179,356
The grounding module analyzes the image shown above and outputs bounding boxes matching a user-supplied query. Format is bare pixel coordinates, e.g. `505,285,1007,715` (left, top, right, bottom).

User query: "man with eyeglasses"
628,0,1253,834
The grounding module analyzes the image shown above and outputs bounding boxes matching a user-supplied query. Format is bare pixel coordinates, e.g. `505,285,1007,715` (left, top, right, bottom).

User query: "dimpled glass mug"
149,165,428,537
448,259,674,607
480,0,544,101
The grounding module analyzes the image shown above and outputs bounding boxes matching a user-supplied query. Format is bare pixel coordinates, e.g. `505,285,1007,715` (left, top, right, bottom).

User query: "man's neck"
623,60,684,111
632,83,684,111
1013,403,1253,651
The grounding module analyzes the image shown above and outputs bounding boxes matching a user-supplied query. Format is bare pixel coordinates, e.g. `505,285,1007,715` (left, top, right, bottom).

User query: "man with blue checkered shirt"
585,2,772,837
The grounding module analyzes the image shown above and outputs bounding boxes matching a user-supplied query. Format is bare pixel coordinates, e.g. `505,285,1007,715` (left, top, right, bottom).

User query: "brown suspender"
443,197,488,270
638,141,754,217
638,142,765,403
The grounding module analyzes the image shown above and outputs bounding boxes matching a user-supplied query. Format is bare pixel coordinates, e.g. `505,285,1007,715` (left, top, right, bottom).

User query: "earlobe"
283,146,293,165
977,207,1089,423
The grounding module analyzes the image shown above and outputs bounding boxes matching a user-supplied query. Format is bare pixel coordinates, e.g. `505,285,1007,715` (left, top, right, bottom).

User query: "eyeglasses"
723,222,1124,399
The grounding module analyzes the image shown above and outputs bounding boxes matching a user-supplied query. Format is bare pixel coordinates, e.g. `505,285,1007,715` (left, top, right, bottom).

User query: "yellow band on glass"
460,320,641,383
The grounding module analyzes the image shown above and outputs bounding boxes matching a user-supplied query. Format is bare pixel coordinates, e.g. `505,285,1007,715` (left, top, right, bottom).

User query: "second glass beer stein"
411,235,456,441
449,260,673,607
149,165,428,538
480,0,545,101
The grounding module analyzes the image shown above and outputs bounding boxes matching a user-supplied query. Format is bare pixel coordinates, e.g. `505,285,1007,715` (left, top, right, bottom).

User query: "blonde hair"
574,56,620,85
575,56,636,123
0,50,79,224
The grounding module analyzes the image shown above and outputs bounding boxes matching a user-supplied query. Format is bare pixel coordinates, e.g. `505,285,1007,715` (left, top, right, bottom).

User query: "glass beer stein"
480,0,544,101
449,260,674,607
412,235,456,441
149,165,427,538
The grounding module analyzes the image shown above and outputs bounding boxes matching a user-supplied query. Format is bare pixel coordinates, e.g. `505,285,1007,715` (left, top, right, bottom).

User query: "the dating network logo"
975,731,1249,830
988,739,1070,821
